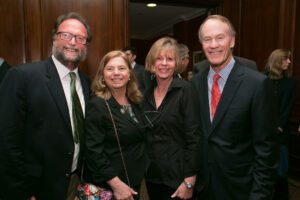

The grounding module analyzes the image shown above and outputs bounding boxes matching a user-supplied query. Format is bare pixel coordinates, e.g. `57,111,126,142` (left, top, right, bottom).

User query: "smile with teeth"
64,47,77,52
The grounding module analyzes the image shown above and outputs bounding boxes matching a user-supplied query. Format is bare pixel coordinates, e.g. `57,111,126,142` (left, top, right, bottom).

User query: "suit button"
65,173,70,178
68,152,73,156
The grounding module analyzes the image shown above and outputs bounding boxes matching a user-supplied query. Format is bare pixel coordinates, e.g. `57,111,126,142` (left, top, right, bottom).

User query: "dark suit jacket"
193,56,257,74
0,58,90,200
191,61,277,200
84,96,148,188
142,77,201,189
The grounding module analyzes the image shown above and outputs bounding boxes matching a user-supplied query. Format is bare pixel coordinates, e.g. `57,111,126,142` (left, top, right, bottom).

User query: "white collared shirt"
52,55,85,172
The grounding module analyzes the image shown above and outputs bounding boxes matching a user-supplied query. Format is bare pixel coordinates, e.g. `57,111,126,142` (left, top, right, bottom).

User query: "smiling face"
154,47,176,81
103,56,130,92
200,18,235,70
52,19,88,70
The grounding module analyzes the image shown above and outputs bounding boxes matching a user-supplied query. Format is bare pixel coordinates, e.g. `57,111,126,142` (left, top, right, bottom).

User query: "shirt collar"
208,57,235,82
52,55,79,79
131,61,136,69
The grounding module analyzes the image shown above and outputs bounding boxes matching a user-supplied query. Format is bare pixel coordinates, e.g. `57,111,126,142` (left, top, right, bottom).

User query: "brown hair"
52,12,92,44
265,49,291,79
92,50,142,103
145,37,181,74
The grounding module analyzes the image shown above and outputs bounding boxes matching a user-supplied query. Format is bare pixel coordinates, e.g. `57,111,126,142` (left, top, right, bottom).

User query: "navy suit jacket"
191,60,277,200
0,58,90,200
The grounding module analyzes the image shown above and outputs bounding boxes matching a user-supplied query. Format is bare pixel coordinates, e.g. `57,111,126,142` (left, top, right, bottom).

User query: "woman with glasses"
84,50,148,200
142,37,201,199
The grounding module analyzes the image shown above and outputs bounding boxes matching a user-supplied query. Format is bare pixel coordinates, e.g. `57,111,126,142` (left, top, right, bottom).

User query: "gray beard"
52,46,87,69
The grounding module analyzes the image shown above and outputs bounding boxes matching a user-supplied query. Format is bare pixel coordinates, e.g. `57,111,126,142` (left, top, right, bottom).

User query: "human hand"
108,177,137,200
171,183,193,199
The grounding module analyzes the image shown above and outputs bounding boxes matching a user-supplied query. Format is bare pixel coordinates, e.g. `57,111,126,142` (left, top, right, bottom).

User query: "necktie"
69,72,84,144
211,73,221,119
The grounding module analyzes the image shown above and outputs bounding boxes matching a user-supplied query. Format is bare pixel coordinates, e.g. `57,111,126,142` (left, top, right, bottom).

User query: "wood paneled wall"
220,0,299,121
0,0,129,78
221,0,300,178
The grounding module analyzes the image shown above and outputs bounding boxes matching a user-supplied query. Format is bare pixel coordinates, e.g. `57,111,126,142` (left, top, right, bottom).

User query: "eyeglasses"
56,32,87,44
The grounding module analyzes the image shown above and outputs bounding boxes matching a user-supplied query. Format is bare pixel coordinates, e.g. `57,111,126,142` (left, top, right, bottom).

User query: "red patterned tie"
211,73,221,119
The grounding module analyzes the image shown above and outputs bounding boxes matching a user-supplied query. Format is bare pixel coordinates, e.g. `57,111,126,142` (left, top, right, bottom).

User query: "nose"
69,36,76,45
210,38,218,48
112,68,120,75
161,58,167,65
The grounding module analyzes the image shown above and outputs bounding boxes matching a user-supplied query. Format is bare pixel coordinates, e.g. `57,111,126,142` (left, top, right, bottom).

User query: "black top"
142,76,201,189
84,96,148,188
269,76,297,144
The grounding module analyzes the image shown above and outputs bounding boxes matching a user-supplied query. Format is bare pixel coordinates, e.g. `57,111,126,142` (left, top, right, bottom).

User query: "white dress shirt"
52,55,85,172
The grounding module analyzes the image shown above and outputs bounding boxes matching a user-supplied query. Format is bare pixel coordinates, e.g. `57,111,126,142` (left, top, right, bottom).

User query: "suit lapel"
78,71,90,106
45,58,72,131
209,64,244,134
200,70,211,134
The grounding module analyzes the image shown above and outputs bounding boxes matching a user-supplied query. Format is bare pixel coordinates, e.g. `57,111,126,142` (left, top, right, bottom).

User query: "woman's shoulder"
87,95,107,108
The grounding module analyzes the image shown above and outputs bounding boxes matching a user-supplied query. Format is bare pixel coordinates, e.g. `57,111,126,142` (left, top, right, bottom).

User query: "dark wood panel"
0,0,25,65
0,0,129,79
24,0,43,62
290,0,300,122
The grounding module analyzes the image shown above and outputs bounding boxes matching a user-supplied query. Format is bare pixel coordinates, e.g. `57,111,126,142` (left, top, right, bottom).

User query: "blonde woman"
142,37,201,199
84,50,147,200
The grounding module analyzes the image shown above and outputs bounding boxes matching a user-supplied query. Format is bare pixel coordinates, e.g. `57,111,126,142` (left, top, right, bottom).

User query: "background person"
124,46,146,92
0,12,91,200
178,43,190,79
142,37,201,200
192,14,277,200
84,50,148,200
265,49,297,200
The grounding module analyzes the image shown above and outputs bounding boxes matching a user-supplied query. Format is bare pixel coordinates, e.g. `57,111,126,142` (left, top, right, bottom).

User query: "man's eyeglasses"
56,32,87,44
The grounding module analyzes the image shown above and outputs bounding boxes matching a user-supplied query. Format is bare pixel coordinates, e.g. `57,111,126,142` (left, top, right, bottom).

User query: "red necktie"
211,73,221,119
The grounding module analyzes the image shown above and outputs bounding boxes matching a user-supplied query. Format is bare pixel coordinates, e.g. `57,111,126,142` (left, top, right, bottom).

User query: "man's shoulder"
16,58,52,71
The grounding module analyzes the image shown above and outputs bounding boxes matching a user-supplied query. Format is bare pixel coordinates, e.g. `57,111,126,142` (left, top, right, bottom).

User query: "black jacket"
142,76,201,189
0,58,90,200
84,96,148,188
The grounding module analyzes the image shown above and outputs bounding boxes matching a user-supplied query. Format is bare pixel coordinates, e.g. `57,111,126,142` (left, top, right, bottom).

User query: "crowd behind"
0,12,297,200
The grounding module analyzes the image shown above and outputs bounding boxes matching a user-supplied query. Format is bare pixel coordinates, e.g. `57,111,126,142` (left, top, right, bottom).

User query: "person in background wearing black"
124,46,146,92
178,43,190,79
265,49,297,200
142,37,201,200
84,50,148,200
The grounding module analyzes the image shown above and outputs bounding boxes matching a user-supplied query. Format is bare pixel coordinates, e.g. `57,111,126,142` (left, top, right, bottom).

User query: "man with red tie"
192,15,277,200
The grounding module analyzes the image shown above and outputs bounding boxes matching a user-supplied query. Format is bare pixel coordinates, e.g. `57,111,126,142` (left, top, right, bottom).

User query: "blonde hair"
198,14,236,42
92,50,142,103
265,49,291,80
145,37,181,75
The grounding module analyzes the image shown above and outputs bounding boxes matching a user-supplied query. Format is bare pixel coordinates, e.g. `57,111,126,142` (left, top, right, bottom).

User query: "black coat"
0,58,90,200
269,76,297,144
84,96,148,188
142,76,201,189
